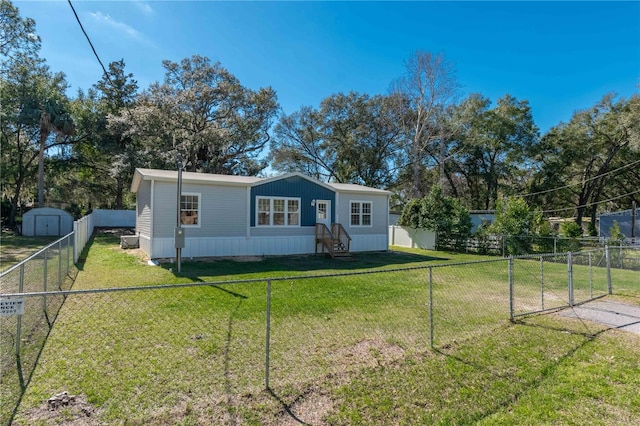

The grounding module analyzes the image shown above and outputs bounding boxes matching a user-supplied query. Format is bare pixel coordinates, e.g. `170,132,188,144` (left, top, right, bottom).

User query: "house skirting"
142,234,388,259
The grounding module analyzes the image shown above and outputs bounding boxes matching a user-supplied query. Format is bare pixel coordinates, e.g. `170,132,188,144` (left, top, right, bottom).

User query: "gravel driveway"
558,300,640,335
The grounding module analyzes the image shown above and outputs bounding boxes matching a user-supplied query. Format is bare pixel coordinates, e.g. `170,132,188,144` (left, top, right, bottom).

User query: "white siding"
336,193,389,236
136,180,152,237
150,236,317,259
151,181,248,239
350,234,389,252
250,226,315,237
139,234,152,257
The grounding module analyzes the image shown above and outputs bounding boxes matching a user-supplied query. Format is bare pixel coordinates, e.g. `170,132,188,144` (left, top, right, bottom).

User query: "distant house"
131,169,391,259
599,208,640,240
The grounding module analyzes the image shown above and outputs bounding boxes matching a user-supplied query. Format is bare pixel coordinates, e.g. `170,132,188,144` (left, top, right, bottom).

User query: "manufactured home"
131,169,391,259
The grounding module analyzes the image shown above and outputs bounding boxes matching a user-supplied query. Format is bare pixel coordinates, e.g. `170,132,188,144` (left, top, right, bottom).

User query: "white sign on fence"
0,298,25,316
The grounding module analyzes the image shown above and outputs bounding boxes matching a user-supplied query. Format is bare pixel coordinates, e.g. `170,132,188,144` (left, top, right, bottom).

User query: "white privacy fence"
73,210,134,262
388,226,436,250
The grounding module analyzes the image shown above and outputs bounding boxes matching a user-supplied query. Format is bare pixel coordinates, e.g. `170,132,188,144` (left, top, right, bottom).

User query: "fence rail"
0,245,638,425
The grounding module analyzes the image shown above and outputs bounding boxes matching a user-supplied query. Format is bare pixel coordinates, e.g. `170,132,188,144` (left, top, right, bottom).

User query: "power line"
67,0,111,81
539,189,640,215
68,0,137,120
521,159,640,198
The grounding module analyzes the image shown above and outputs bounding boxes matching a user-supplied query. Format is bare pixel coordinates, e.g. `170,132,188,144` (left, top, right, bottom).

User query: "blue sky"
14,1,640,134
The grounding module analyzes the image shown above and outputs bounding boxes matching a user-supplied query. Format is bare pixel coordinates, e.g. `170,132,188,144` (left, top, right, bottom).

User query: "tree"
391,51,460,198
446,94,539,210
271,105,328,180
398,186,472,250
490,197,540,255
0,0,40,72
70,59,140,209
113,55,279,175
1,3,75,225
271,92,404,186
529,94,640,226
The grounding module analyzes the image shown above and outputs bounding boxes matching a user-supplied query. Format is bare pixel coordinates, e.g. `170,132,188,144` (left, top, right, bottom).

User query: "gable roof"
252,172,337,192
131,168,391,195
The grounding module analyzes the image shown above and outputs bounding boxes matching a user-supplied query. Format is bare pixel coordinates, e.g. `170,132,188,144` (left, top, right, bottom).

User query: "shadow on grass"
266,388,311,426
161,250,450,280
431,317,607,424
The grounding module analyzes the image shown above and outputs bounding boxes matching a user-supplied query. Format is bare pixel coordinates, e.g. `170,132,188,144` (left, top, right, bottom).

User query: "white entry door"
315,200,331,228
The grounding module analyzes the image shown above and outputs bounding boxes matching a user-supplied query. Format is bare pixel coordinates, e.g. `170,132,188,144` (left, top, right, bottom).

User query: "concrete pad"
558,300,640,335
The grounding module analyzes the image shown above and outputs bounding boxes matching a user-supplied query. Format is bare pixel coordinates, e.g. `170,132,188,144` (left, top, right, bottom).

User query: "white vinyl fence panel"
389,226,436,250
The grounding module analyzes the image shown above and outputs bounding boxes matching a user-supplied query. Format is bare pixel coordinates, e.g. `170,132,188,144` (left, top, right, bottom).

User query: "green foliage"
533,217,557,254
398,186,472,250
558,221,583,252
529,94,640,225
490,197,536,255
608,220,626,246
113,55,279,176
0,0,40,70
560,221,582,238
0,4,74,225
445,94,540,210
272,92,404,187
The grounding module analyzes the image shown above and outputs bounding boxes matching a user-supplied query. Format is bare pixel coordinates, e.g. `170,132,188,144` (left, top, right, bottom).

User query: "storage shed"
21,208,74,237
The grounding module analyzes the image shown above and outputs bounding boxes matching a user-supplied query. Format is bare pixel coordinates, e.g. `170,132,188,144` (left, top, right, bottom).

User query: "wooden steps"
315,223,352,258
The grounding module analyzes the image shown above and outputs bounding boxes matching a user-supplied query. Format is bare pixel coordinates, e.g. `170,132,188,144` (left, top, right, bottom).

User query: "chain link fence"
1,245,638,424
439,234,631,256
0,234,75,425
509,247,640,319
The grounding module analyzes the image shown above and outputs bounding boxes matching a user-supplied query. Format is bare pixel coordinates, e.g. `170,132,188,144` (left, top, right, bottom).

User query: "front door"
315,200,331,228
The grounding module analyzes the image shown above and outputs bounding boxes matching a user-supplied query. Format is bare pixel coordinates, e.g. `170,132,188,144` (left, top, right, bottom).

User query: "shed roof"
131,168,391,195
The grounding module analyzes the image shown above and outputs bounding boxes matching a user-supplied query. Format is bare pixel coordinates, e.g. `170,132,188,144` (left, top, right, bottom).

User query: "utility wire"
521,159,640,198
68,0,138,122
539,189,640,215
67,0,111,82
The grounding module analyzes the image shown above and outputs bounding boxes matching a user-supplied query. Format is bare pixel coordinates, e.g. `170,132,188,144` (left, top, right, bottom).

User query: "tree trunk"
8,183,21,229
38,114,51,207
115,177,124,210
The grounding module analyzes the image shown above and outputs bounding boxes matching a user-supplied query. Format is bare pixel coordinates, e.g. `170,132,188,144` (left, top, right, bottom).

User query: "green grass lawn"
0,231,60,272
5,234,640,425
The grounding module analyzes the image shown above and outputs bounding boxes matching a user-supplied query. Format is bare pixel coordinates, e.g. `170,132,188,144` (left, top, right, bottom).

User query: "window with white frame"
350,201,372,227
180,193,200,227
256,197,300,226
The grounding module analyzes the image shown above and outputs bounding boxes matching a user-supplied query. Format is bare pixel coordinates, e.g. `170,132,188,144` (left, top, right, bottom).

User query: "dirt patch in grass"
276,386,335,426
330,338,405,371
21,393,99,425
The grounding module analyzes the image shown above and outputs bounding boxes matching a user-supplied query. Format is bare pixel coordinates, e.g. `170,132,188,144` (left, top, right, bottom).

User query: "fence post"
58,239,63,290
508,256,514,322
540,255,544,311
429,267,434,348
16,264,24,359
73,222,78,263
265,279,271,390
568,252,574,306
67,234,71,276
43,248,48,321
605,245,612,295
588,251,593,299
